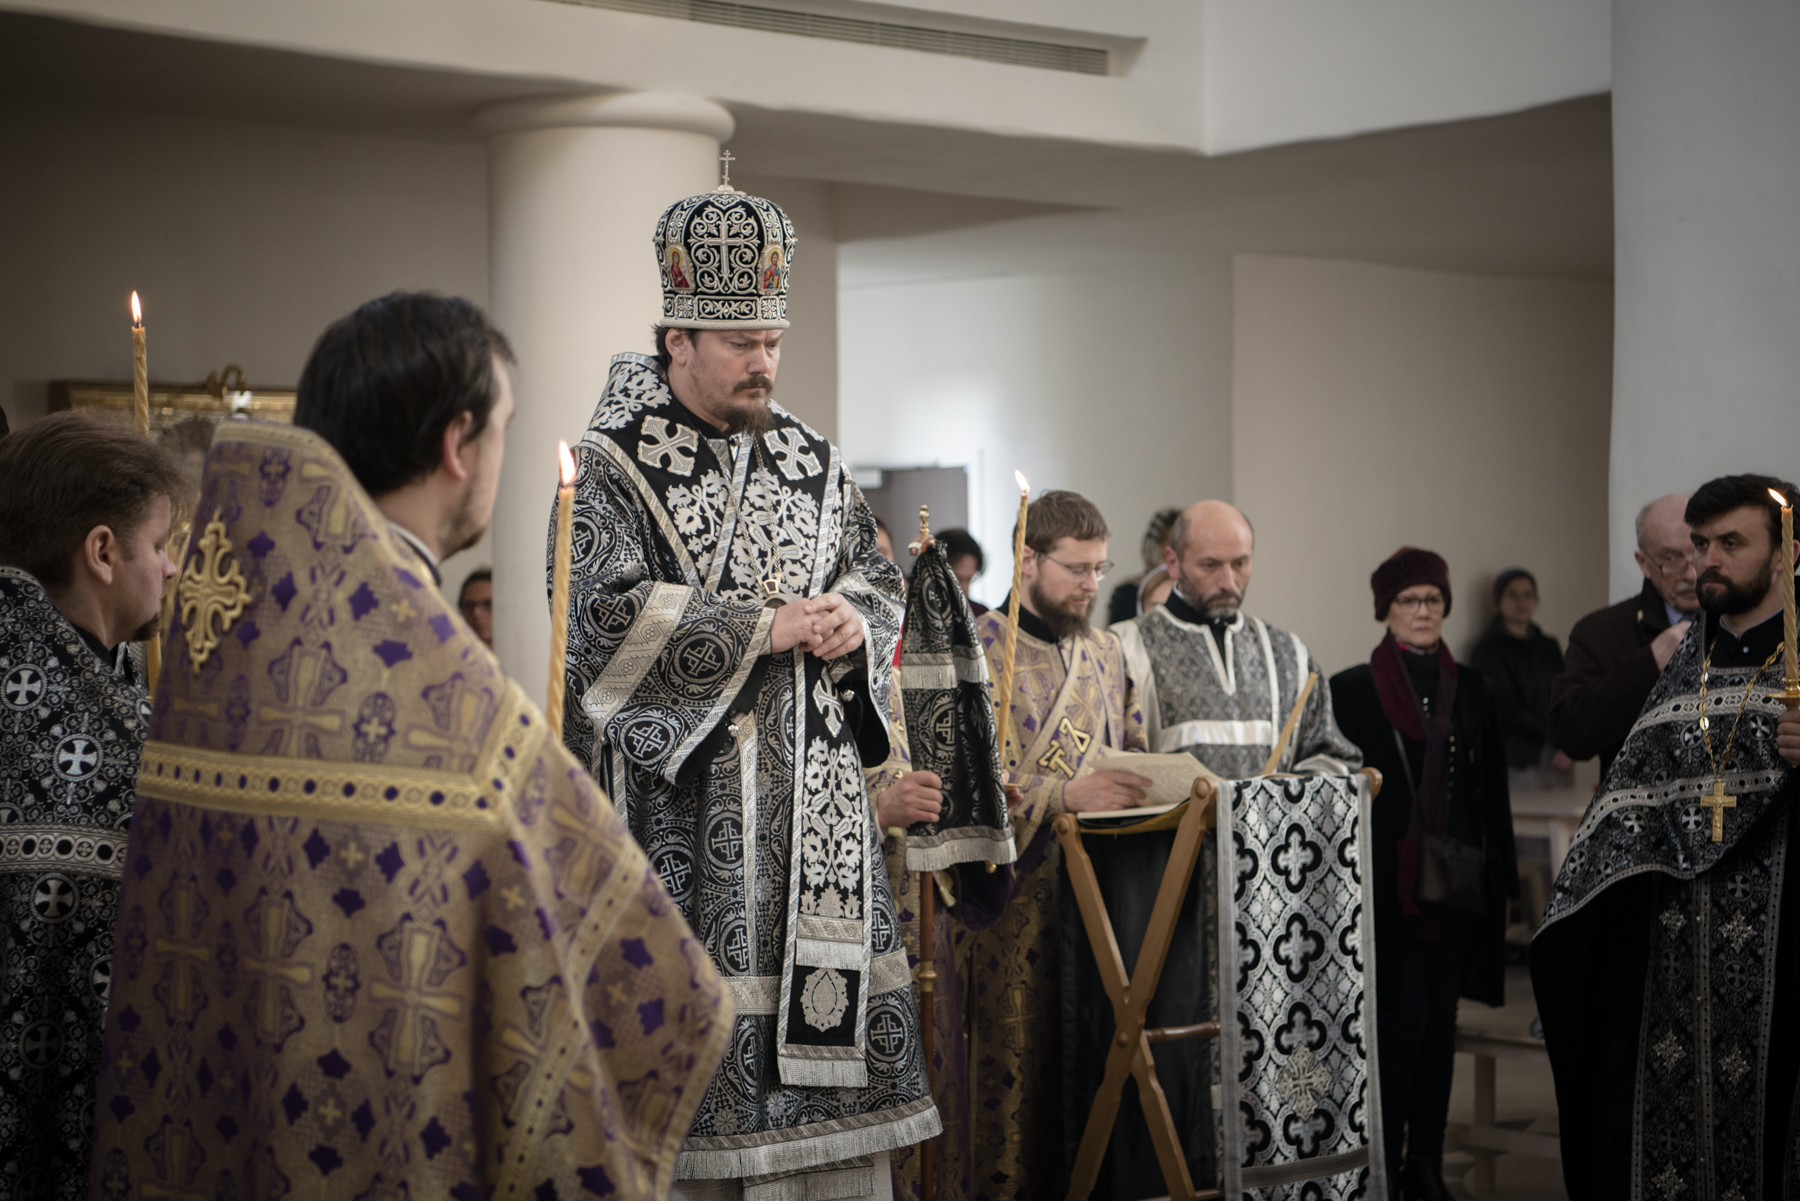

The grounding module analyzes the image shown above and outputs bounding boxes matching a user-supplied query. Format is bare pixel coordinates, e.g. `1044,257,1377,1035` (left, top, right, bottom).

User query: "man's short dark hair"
0,411,190,589
937,528,984,574
1021,491,1109,556
458,567,492,607
653,324,693,375
295,293,515,497
1686,474,1800,549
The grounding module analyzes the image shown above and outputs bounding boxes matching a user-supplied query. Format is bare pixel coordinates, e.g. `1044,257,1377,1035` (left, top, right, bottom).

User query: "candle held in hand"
546,441,577,734
1770,488,1798,705
995,471,1030,771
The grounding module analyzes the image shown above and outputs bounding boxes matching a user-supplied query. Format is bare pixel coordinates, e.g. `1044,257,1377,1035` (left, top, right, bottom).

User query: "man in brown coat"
1548,492,1699,777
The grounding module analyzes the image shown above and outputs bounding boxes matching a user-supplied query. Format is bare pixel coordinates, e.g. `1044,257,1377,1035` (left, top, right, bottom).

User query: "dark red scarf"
1372,630,1458,919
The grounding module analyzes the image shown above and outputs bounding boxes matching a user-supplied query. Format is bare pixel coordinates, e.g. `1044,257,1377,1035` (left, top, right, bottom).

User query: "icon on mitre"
758,245,785,294
666,245,694,292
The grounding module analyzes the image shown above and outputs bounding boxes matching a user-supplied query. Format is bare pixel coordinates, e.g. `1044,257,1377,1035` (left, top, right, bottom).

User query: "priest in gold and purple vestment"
88,294,730,1201
971,491,1149,1201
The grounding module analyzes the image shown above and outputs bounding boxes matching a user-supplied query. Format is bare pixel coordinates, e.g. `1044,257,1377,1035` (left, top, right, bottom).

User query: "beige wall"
838,253,1233,611
0,98,489,431
1231,254,1612,680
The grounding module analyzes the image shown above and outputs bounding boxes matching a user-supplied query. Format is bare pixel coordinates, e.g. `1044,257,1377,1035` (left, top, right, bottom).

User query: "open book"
1074,751,1217,818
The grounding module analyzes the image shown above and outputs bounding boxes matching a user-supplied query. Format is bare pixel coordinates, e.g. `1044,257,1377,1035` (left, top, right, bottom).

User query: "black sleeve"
1549,615,1661,761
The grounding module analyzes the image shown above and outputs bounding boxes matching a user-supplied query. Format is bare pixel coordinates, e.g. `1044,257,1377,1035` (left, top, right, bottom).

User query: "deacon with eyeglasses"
1113,499,1362,777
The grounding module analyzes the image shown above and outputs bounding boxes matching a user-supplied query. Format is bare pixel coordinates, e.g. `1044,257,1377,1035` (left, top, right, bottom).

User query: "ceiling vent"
544,0,1112,75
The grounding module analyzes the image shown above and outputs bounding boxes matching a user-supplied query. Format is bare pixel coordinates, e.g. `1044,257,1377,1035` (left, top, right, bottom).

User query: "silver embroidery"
800,966,850,1031
763,428,822,480
637,416,700,476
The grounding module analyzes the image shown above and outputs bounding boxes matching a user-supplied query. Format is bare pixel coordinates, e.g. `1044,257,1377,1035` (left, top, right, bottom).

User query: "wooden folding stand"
1055,777,1223,1201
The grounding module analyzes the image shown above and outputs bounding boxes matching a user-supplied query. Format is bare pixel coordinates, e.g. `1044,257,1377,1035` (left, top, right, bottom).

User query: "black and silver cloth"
1063,774,1382,1199
1114,608,1361,778
897,539,1013,871
558,354,937,1182
0,568,147,1198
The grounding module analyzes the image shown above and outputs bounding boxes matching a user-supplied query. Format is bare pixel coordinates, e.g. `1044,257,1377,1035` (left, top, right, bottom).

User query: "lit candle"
546,441,577,734
130,291,149,438
1770,488,1798,700
131,291,162,695
994,471,1030,769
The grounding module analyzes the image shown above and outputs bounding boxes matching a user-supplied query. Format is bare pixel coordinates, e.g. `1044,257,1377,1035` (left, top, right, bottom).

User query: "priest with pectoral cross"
1534,474,1800,1200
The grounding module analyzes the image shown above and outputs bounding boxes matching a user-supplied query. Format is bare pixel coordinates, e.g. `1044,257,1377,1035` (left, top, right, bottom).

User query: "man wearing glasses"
1549,492,1699,777
1113,499,1362,778
969,488,1151,1201
456,565,494,646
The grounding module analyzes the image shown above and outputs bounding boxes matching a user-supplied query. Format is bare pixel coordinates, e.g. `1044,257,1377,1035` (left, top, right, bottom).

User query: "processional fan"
899,504,1016,1201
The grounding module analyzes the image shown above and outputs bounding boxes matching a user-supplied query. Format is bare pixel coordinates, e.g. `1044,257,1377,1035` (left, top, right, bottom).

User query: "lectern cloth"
560,355,937,1180
1217,775,1385,1199
0,569,148,1198
86,422,730,1201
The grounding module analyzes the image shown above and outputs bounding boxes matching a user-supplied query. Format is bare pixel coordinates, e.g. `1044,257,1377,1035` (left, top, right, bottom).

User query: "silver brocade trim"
581,583,690,734
901,826,1017,874
0,822,128,878
677,1094,941,1181
720,949,911,1016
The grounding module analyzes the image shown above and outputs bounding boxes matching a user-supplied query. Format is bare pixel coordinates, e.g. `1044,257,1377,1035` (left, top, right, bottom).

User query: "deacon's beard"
129,615,160,643
1698,562,1775,617
721,376,776,437
1027,579,1094,642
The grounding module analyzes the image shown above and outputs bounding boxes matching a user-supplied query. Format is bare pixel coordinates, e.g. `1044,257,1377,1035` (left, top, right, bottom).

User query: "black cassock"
0,568,148,1198
1533,610,1800,1199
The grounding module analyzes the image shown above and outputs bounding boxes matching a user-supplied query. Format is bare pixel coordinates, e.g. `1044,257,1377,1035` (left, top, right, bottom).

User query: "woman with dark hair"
1329,548,1518,1201
1471,567,1572,791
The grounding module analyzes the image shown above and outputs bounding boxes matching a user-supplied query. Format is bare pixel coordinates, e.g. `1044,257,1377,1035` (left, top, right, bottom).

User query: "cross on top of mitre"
715,149,739,194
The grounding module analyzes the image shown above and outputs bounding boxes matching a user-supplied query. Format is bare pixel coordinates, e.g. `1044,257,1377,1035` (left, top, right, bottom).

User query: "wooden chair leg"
1058,785,1220,1201
1467,1052,1497,1195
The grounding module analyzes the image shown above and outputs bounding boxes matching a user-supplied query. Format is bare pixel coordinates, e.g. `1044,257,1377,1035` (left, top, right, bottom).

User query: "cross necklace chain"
1695,638,1784,842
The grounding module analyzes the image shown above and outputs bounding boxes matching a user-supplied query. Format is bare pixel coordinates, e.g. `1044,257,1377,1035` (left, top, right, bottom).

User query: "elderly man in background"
1113,499,1361,777
1549,492,1699,778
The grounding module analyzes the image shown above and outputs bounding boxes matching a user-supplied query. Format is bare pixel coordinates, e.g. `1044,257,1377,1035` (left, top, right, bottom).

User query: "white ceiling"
0,8,1611,280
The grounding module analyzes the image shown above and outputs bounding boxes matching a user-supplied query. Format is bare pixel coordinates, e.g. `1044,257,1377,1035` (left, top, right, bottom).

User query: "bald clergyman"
1112,500,1361,777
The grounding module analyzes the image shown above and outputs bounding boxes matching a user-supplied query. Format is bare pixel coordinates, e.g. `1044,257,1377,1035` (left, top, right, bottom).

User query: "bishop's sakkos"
555,172,940,1197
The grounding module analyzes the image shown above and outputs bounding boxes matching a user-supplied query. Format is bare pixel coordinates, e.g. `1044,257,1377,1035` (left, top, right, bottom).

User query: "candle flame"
558,440,576,487
130,291,142,324
1770,488,1790,509
1014,470,1029,493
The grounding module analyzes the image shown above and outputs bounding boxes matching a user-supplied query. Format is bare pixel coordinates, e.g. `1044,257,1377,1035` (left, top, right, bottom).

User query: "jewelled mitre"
654,181,795,329
91,420,729,1200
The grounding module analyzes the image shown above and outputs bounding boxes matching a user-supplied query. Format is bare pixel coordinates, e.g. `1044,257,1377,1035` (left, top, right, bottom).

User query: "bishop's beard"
721,376,776,437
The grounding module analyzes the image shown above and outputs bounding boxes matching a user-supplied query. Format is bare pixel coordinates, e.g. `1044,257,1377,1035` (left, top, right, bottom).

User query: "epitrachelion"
1217,774,1386,1199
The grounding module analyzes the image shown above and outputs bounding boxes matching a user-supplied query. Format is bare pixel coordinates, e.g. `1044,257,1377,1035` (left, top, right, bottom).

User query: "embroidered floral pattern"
800,737,865,919
728,467,821,602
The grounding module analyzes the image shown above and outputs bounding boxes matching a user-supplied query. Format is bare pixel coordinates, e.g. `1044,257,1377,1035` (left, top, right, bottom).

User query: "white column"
475,93,733,702
1608,2,1800,595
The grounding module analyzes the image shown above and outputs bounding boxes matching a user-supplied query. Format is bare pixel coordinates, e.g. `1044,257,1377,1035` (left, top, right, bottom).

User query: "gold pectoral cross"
1702,779,1737,843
